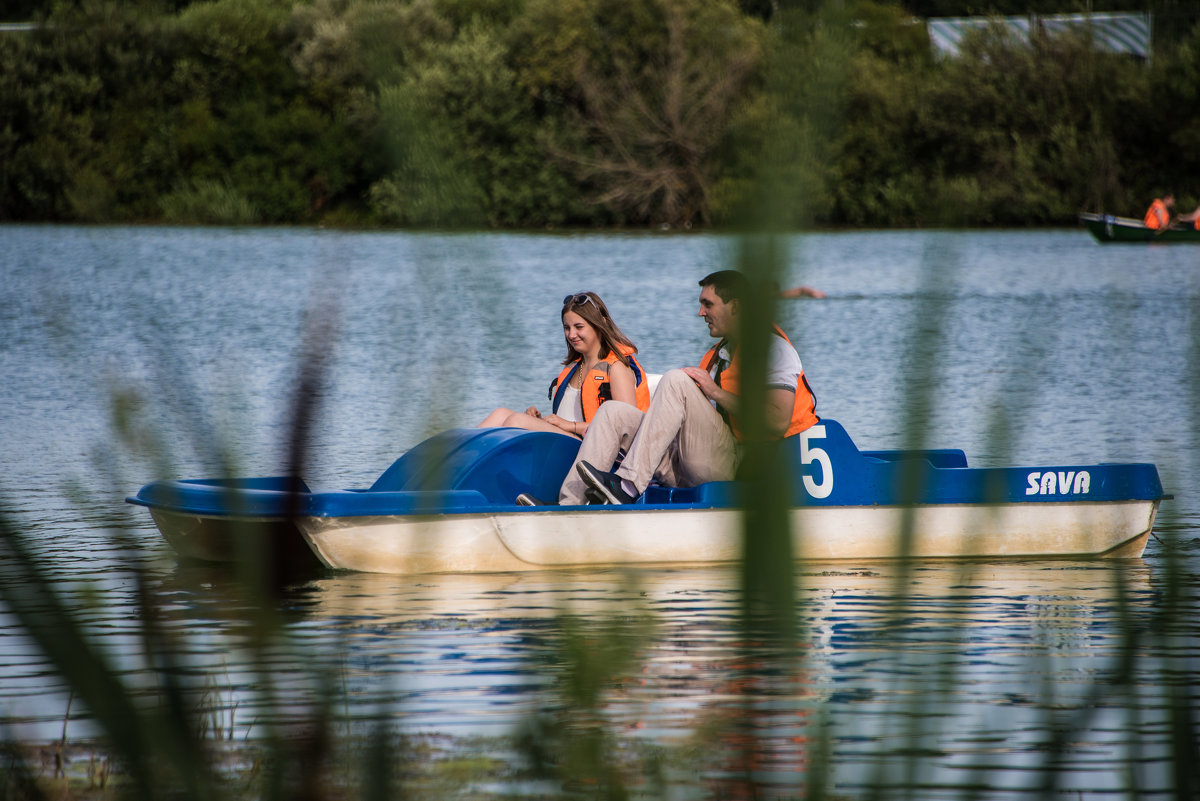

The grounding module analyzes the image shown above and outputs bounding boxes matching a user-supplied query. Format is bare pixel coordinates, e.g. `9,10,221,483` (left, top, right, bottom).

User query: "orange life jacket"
549,345,651,422
1144,199,1169,230
700,325,818,440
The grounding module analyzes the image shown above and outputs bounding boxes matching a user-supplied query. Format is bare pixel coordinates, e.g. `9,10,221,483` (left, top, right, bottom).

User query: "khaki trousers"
558,369,739,504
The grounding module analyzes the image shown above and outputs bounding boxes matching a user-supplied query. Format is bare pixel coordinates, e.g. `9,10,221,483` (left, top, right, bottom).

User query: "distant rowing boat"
1079,212,1200,243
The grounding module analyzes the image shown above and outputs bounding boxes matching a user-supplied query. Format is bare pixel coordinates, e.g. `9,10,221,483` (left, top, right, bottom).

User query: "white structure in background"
928,12,1153,60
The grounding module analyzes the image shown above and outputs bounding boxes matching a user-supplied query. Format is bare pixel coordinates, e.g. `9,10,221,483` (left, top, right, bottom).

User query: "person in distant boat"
522,270,818,506
1143,193,1175,230
1176,201,1200,230
478,291,650,440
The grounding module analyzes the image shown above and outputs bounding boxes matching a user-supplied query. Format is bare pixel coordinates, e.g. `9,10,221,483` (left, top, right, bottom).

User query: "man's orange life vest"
549,346,651,422
1144,198,1170,230
700,326,818,440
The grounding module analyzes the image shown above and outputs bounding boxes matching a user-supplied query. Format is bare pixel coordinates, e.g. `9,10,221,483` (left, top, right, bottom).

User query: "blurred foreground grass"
2,4,1197,799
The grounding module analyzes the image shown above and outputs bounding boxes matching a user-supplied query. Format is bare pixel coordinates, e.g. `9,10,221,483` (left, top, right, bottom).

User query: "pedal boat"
127,420,1167,574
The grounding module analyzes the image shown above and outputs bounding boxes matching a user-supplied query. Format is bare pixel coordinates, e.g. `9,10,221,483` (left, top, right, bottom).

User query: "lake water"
1,224,1197,798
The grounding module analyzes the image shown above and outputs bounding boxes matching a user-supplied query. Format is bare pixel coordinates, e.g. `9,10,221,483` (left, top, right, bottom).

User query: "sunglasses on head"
563,293,596,308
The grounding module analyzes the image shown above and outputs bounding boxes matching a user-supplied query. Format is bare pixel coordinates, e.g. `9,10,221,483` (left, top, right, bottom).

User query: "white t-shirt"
556,384,585,422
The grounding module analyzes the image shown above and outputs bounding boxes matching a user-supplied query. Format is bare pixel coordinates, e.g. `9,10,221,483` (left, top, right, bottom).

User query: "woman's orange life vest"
700,325,818,440
549,346,651,422
1144,198,1170,230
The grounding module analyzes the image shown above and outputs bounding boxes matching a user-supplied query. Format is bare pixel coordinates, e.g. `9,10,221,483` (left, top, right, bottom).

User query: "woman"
478,292,650,438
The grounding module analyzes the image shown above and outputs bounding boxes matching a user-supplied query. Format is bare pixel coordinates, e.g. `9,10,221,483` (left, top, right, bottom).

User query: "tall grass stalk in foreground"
0,288,395,801
718,5,852,796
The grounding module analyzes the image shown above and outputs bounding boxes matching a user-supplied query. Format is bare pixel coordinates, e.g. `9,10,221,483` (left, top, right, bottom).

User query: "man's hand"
680,366,716,396
681,367,794,437
681,366,738,416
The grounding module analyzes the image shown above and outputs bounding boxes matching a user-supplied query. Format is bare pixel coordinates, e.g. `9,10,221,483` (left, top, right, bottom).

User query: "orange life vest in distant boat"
1144,198,1170,230
549,345,650,422
700,325,818,440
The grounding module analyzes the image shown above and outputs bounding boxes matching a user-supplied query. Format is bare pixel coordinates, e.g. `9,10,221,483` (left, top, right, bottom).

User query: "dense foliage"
2,0,1198,228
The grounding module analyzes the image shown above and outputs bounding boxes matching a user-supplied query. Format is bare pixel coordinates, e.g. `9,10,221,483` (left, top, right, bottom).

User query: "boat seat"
369,427,580,505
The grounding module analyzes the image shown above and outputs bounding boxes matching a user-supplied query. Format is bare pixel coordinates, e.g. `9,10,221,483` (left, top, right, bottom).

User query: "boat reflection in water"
172,559,1158,799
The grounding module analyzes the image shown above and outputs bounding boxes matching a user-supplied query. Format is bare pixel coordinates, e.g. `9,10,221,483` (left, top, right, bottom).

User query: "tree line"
2,0,1198,229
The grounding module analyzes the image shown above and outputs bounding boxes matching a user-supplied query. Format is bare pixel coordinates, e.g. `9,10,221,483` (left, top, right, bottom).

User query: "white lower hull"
297,500,1158,574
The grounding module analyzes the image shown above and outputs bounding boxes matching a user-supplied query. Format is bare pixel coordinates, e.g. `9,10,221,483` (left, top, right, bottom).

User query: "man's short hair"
698,270,750,303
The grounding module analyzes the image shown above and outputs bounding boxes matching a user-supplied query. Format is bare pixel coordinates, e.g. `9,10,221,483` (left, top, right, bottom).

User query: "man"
555,269,819,506
1144,193,1175,230
1177,200,1200,230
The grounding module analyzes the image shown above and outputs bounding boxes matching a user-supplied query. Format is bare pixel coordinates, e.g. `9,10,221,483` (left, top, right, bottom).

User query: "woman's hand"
544,414,584,437
525,406,542,418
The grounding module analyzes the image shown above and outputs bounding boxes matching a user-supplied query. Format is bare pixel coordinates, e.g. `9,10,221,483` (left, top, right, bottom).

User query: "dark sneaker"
577,461,637,504
515,493,551,506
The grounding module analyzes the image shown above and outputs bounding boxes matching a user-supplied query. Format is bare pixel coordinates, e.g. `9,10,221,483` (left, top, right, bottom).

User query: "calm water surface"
1,225,1198,798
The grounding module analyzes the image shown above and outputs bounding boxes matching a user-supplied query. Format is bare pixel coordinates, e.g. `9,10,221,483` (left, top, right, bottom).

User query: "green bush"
161,178,259,225
367,84,486,227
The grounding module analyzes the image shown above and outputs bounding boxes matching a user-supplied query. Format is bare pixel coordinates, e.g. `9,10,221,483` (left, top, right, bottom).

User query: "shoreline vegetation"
2,0,1199,231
